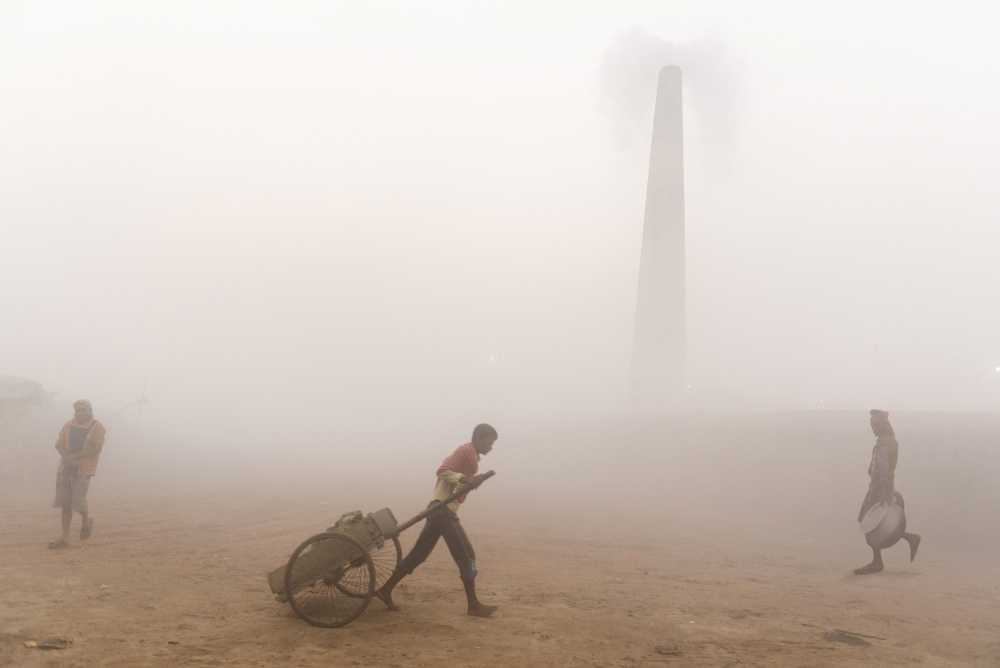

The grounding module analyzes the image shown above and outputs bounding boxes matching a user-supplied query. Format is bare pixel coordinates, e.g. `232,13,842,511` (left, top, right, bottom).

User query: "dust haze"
0,0,1000,666
2,0,999,527
3,4,998,432
2,2,1000,664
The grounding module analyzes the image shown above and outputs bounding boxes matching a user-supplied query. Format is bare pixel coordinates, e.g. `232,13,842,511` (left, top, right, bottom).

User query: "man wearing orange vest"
48,399,106,549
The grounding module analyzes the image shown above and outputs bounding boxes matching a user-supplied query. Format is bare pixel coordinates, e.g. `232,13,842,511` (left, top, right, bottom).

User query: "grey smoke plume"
598,28,745,148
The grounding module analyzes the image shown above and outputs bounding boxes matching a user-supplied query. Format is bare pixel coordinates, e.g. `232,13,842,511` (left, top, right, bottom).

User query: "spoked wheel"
335,536,402,598
371,536,402,591
285,532,375,627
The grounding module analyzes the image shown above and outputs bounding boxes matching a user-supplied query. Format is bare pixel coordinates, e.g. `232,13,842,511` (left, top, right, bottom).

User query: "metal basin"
860,500,906,549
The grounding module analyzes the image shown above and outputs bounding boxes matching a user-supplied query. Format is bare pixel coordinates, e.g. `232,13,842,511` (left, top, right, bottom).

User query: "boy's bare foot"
467,603,498,617
375,588,400,611
853,562,883,575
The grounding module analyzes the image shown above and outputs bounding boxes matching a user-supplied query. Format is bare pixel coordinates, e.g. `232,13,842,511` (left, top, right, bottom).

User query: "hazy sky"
2,0,999,445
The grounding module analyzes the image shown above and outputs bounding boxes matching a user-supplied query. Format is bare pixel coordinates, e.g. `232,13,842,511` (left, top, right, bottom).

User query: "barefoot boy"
376,424,499,617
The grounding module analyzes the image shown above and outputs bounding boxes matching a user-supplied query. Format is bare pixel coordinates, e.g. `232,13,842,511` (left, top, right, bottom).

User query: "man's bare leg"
854,547,884,575
375,571,405,611
61,506,73,541
79,509,92,540
903,532,920,562
462,577,498,617
47,507,73,548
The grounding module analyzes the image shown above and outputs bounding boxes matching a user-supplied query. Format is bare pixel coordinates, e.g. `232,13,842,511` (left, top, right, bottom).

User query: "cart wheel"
336,535,402,598
372,536,402,590
285,532,375,627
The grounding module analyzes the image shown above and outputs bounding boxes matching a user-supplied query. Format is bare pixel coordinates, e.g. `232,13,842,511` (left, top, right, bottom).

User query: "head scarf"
869,409,894,437
73,399,94,416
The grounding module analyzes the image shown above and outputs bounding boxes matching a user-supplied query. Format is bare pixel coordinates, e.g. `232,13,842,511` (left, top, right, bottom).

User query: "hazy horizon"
3,1,999,447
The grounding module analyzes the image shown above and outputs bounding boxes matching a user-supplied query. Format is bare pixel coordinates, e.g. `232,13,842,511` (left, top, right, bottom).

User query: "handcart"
267,470,495,627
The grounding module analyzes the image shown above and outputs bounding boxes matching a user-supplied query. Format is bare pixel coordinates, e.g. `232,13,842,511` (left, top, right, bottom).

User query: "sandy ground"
3,410,1000,666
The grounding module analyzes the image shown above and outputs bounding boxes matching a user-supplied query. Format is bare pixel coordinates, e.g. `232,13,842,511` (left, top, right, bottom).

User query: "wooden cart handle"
385,470,495,539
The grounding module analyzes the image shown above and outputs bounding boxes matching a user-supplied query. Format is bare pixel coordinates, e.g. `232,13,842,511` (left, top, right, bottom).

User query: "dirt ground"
2,411,999,666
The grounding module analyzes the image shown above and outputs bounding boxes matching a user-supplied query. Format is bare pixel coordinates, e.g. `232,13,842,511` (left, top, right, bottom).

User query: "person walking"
375,423,499,617
48,399,106,549
854,409,920,574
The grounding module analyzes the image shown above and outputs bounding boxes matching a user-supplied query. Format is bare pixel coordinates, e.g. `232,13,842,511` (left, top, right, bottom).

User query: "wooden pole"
384,471,495,539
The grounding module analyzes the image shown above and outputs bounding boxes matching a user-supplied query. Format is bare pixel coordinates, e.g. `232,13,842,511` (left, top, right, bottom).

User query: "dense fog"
2,0,999,521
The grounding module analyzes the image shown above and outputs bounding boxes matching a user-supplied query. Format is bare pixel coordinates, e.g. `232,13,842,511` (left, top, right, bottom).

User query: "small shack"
0,375,50,477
